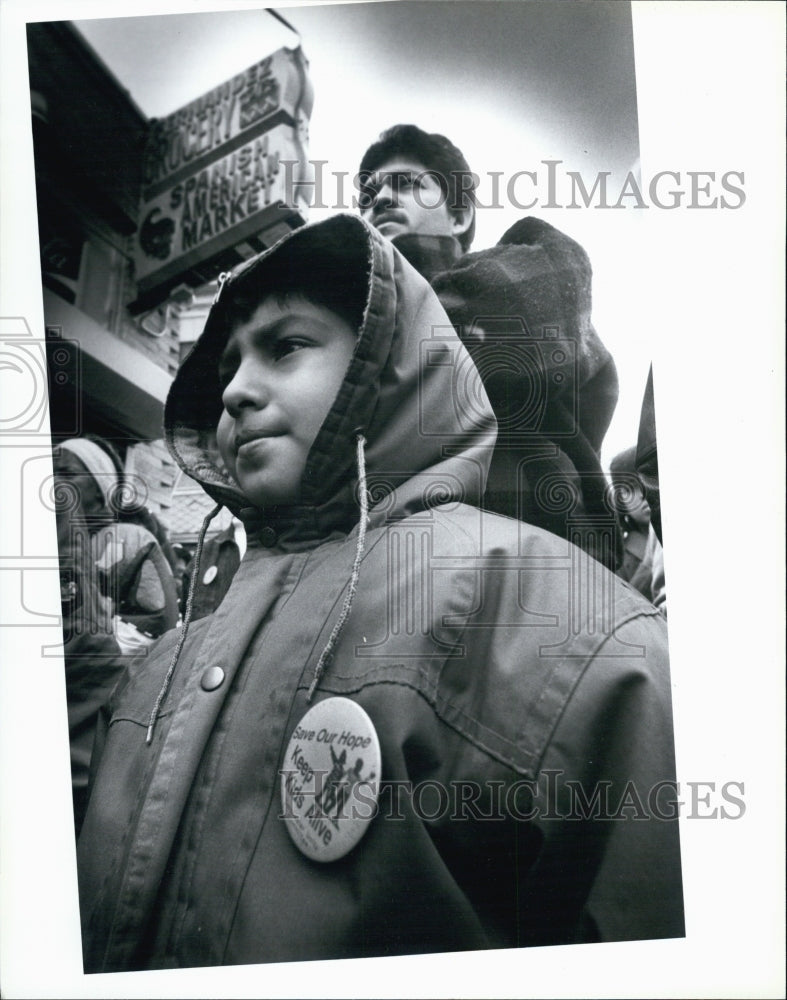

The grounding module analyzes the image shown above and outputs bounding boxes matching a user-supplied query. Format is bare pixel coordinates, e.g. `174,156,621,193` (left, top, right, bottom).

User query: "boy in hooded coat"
77,215,683,972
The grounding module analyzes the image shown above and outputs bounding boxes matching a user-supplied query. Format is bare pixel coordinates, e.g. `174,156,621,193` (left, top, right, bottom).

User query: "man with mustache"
359,125,622,569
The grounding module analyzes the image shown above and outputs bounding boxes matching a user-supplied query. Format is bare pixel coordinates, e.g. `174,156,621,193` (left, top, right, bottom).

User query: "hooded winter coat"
77,215,683,973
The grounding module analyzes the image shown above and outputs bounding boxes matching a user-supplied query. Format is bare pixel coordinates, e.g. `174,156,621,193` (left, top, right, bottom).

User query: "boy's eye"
272,337,309,360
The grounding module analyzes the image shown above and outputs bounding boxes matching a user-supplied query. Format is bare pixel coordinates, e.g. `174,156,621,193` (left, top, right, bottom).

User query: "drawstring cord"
213,272,231,305
146,503,223,744
307,434,369,702
145,434,369,739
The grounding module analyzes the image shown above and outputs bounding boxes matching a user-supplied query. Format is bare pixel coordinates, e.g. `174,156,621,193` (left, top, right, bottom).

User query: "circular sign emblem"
281,697,381,863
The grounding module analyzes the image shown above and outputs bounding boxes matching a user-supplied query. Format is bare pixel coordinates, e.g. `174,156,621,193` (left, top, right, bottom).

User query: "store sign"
132,48,312,310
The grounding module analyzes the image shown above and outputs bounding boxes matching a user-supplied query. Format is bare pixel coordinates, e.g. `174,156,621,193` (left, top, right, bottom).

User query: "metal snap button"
200,666,225,691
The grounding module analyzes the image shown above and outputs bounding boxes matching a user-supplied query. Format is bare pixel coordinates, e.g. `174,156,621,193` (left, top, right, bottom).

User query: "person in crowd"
169,543,192,606
359,125,621,568
609,444,666,613
54,435,179,654
51,446,122,835
127,504,180,581
636,365,663,544
180,516,246,621
77,215,683,972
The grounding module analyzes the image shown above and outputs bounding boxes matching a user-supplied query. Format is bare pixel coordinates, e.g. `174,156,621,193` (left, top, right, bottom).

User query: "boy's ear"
450,204,474,239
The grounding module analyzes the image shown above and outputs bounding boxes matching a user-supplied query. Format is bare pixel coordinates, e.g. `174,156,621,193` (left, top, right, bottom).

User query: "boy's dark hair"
359,124,477,251
211,228,370,341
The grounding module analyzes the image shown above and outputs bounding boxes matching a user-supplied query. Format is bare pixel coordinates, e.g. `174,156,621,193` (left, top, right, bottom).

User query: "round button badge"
281,697,381,863
202,565,218,585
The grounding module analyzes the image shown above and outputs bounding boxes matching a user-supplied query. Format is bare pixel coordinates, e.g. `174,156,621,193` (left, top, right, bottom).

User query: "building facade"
27,21,311,542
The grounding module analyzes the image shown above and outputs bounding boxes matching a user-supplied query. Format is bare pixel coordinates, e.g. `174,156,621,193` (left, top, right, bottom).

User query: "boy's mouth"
234,428,284,454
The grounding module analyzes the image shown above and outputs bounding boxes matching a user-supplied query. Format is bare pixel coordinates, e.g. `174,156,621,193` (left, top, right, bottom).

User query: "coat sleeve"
522,613,684,944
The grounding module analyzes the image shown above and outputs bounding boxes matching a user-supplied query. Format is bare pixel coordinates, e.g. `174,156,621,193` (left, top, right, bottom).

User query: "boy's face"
216,296,356,509
361,156,464,243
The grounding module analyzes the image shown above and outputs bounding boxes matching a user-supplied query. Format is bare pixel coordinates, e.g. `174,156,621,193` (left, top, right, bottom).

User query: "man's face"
216,296,357,509
360,156,464,243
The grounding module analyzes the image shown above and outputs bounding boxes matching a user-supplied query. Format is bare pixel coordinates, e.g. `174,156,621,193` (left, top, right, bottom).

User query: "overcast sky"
74,1,644,463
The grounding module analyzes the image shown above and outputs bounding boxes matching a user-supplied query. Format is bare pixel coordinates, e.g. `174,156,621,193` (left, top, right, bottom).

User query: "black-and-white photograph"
0,1,783,998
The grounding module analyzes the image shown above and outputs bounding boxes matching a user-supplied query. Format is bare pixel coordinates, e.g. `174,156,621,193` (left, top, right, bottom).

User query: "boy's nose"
221,362,271,415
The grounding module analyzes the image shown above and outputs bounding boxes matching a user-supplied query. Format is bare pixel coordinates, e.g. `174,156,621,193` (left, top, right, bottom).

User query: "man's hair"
359,124,477,251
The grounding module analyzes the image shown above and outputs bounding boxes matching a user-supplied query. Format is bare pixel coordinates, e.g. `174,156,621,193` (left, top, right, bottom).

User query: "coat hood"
165,214,497,540
431,216,618,454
